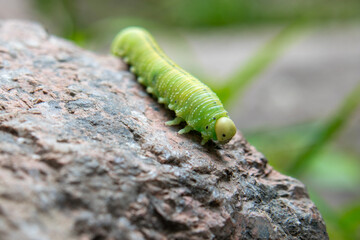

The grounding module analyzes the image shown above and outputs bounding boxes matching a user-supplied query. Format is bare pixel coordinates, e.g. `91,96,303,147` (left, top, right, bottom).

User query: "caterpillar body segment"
111,27,236,145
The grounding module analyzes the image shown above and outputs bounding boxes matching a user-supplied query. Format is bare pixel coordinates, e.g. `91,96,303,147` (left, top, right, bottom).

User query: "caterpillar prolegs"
111,27,236,145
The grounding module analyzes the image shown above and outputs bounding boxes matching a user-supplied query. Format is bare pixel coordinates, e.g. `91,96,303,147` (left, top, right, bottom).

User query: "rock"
0,20,328,240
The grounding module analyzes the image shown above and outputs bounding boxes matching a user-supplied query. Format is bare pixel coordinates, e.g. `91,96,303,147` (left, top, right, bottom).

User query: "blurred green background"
1,0,359,239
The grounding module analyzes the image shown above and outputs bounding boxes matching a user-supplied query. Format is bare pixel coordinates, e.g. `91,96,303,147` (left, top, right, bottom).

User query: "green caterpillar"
111,27,236,145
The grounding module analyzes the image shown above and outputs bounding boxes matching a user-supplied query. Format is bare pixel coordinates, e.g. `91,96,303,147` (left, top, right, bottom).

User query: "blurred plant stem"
338,203,360,240
287,81,360,176
57,0,89,44
214,19,308,106
33,0,86,44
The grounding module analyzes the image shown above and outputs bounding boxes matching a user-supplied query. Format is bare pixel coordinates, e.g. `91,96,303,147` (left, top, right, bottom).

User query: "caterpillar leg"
137,77,144,84
146,87,153,94
168,103,174,110
158,97,166,104
178,125,193,134
201,137,210,145
165,117,184,126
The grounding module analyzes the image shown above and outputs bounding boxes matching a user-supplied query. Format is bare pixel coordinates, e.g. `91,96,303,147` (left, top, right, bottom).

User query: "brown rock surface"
0,20,328,240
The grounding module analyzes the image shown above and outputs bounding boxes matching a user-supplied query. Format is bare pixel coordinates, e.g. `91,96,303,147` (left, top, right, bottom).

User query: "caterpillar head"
215,117,236,144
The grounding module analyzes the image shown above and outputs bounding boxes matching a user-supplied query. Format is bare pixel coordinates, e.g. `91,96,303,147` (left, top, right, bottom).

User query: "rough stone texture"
0,20,328,240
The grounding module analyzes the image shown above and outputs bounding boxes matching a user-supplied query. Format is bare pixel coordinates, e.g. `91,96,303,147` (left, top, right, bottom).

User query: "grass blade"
288,81,360,176
215,19,308,106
